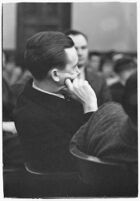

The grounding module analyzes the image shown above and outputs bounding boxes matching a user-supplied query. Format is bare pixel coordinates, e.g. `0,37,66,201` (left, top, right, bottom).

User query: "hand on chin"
58,84,77,100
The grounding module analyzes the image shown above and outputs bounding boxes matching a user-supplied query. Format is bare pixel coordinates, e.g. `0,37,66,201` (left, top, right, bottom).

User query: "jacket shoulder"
86,69,105,83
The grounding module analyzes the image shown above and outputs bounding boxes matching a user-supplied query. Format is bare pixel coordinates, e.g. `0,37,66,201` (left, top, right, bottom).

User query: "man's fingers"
65,78,73,91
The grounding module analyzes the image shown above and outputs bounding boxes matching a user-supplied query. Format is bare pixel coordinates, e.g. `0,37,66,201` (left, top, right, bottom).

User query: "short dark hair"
114,57,136,74
65,29,88,41
122,71,137,125
24,31,74,80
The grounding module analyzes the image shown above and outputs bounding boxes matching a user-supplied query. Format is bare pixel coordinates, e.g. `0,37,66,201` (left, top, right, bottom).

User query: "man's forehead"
65,47,78,63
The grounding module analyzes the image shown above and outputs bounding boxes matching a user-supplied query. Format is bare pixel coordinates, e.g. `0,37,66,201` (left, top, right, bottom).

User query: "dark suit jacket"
14,81,92,172
109,81,124,104
85,68,112,106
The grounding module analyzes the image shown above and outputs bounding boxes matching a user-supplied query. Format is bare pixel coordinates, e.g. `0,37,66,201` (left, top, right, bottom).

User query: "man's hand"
65,78,98,113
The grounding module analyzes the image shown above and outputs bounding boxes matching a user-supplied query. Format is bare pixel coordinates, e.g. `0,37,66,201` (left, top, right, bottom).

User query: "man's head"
114,57,137,83
24,31,80,87
65,30,88,68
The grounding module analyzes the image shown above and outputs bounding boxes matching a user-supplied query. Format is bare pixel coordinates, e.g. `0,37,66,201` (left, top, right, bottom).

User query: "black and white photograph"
1,0,138,198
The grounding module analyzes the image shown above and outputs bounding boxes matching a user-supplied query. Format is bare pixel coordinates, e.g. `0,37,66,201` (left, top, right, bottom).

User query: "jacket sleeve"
70,112,95,152
83,112,93,123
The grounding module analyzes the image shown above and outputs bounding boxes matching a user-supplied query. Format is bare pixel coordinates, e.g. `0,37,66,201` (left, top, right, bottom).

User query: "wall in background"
3,3,17,50
72,2,137,51
3,2,137,52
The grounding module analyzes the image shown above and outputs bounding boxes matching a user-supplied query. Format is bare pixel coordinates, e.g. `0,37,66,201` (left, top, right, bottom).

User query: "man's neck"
33,79,62,95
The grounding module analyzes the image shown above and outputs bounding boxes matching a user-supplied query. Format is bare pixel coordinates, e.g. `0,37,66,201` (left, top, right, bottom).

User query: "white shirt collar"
32,82,64,99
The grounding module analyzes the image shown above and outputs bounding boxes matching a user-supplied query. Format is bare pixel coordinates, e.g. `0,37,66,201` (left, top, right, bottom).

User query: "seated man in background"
2,51,23,86
70,71,137,176
3,76,24,168
3,52,24,168
14,31,97,173
11,69,33,102
65,30,112,106
109,57,137,104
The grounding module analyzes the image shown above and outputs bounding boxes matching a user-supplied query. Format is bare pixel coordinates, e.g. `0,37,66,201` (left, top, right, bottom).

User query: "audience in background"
2,51,24,168
3,51,33,103
65,30,112,106
109,57,137,104
100,53,118,86
70,71,137,177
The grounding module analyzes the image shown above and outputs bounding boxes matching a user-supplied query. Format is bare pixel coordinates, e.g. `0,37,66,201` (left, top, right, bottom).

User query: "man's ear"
49,68,60,82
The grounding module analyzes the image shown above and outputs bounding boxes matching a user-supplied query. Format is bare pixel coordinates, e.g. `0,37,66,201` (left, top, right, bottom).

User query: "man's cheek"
63,74,74,82
59,72,78,85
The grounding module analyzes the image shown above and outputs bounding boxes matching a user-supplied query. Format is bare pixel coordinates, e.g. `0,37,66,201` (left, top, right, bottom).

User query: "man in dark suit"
14,31,97,173
65,30,112,106
109,57,137,104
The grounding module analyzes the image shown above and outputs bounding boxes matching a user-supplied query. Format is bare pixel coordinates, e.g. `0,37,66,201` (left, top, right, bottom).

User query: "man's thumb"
65,78,73,91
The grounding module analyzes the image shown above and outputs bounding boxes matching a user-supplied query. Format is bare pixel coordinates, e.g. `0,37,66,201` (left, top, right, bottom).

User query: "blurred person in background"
65,30,112,106
11,69,33,103
2,51,16,121
100,52,118,86
88,51,103,75
112,52,124,61
2,51,24,168
2,52,23,86
109,57,137,104
3,51,33,108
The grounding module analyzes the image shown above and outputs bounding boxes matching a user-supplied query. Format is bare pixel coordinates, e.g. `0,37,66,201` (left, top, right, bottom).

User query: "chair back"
23,162,86,197
70,146,138,196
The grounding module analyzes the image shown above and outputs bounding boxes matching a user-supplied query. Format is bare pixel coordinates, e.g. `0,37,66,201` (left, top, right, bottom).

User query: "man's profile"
14,31,97,172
